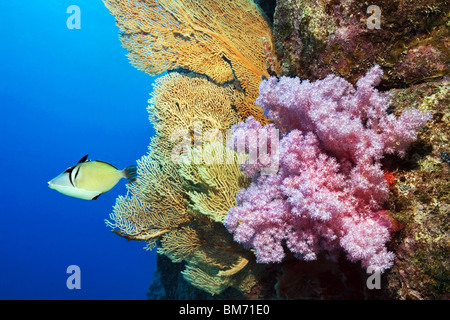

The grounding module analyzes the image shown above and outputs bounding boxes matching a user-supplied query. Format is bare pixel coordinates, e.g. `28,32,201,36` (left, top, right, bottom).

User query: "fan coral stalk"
225,66,431,273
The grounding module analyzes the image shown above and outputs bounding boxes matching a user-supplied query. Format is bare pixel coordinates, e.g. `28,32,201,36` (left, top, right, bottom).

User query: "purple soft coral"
225,66,430,272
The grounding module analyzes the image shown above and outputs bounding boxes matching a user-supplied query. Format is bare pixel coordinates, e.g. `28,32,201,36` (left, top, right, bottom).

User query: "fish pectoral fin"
78,154,89,163
91,194,102,200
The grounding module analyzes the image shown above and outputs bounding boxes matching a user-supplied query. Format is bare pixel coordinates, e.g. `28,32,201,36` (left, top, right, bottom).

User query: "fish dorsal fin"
95,160,118,170
78,154,89,163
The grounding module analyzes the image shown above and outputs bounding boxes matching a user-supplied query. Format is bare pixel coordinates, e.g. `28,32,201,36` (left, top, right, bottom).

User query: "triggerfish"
48,154,137,200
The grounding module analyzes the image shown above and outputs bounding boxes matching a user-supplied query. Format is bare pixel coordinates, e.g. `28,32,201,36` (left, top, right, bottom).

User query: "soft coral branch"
225,66,430,272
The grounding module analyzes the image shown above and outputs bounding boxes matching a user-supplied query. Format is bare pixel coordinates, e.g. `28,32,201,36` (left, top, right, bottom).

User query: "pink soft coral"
224,66,430,272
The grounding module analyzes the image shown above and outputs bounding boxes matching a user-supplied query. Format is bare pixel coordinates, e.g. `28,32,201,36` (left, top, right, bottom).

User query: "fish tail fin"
123,165,137,182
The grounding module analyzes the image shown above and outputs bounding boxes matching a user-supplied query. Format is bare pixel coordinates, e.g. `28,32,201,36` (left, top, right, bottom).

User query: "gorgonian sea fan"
225,66,431,272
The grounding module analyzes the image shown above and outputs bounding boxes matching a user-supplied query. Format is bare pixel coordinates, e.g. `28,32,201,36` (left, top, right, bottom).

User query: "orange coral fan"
102,0,280,295
106,138,192,249
103,0,278,123
106,73,260,295
148,73,241,145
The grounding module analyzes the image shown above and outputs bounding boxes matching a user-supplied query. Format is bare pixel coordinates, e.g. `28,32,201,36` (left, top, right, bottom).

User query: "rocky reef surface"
274,0,449,88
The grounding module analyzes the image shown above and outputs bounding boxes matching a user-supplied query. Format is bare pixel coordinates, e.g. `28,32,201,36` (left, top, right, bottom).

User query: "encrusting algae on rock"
383,79,449,299
273,0,449,87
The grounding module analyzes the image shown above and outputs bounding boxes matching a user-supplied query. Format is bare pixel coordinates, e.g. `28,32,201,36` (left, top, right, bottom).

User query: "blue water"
0,0,157,299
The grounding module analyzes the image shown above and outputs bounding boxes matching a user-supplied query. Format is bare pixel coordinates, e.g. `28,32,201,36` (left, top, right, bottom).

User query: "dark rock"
147,254,247,300
273,0,449,88
255,0,277,23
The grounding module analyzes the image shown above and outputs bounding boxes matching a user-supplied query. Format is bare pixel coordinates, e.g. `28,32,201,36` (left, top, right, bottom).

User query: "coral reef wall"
104,0,448,299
